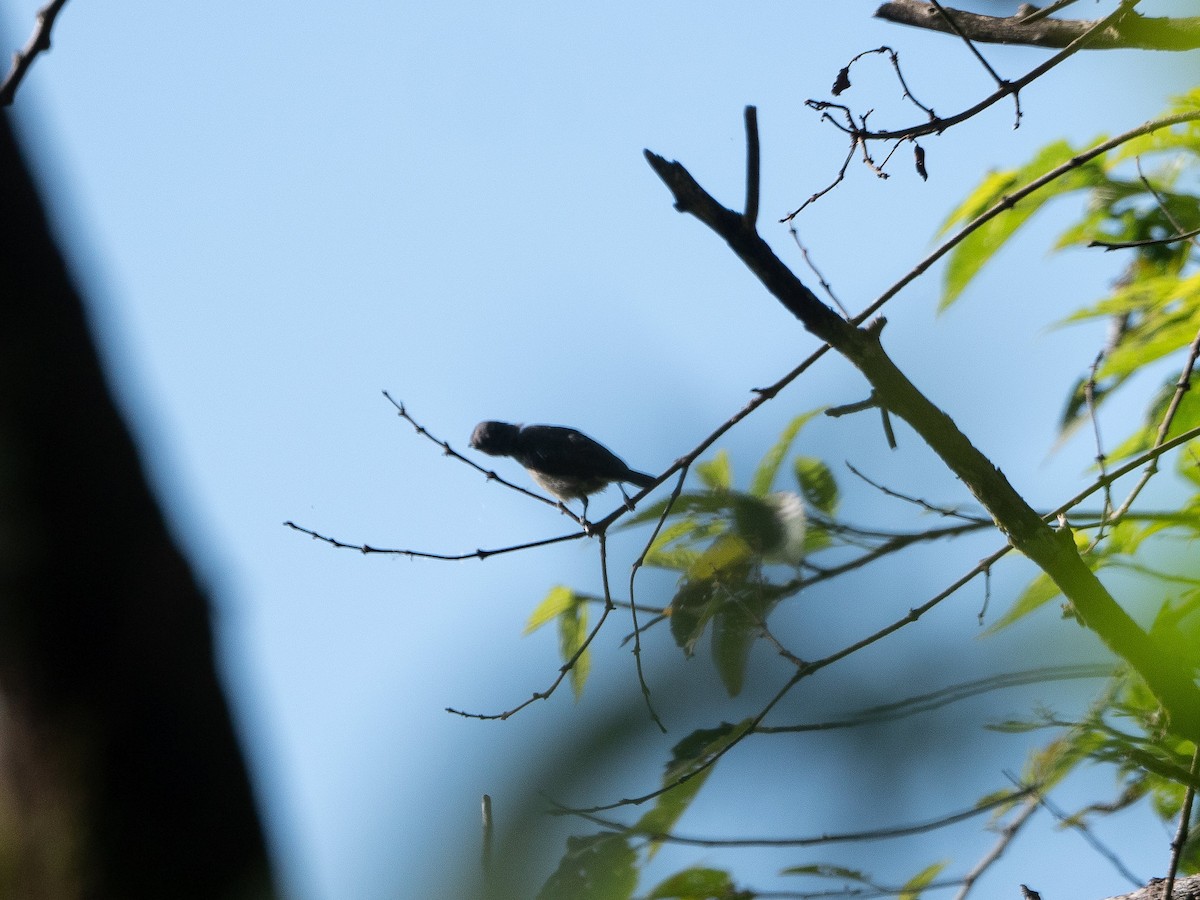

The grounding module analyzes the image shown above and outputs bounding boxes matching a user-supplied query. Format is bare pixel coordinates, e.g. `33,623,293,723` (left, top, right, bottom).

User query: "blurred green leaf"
669,577,724,654
697,450,733,491
525,585,576,634
536,834,637,900
899,861,947,900
643,517,720,571
711,584,773,697
646,868,736,899
750,411,822,498
782,864,872,881
793,456,838,515
558,596,590,700
985,527,1096,633
938,139,1105,309
984,571,1061,635
685,534,752,581
670,536,756,656
635,722,752,857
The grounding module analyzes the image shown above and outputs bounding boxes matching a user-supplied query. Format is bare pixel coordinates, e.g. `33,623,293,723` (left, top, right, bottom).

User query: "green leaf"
647,868,735,899
634,769,711,850
782,864,872,882
750,411,823,498
635,721,752,855
1107,369,1200,464
558,597,591,699
643,517,717,571
663,720,753,785
669,535,757,654
685,534,752,581
984,571,1062,634
938,140,1105,309
899,861,948,900
669,577,723,654
697,450,733,491
525,585,576,634
710,585,770,697
536,834,637,900
623,491,735,528
793,456,838,515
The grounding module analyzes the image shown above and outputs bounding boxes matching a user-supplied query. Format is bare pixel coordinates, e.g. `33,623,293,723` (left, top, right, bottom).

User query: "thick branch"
644,142,1200,742
876,0,1200,51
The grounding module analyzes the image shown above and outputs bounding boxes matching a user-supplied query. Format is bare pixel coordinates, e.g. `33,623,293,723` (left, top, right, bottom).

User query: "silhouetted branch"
564,785,1037,847
792,0,1142,199
1,0,70,106
283,520,582,560
1091,225,1200,250
446,532,617,720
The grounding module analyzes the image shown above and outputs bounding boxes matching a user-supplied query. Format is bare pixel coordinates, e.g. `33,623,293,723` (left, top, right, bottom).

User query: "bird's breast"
529,470,609,501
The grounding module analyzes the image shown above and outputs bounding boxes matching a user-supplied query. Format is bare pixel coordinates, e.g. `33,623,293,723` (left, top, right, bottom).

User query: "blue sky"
5,2,1198,897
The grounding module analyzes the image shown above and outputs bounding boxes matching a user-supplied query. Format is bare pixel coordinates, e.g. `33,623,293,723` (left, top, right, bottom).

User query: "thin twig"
789,229,851,317
1109,326,1200,520
1091,225,1200,250
756,664,1113,734
844,461,992,522
1165,746,1200,900
1019,0,1087,26
1084,349,1114,534
0,0,70,106
1015,773,1143,886
283,519,581,560
953,794,1040,900
805,2,1139,147
928,0,1010,91
446,532,618,720
381,391,582,521
561,785,1035,847
627,470,690,734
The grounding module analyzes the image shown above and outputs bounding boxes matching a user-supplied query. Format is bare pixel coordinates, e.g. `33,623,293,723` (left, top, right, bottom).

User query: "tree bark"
875,1,1200,51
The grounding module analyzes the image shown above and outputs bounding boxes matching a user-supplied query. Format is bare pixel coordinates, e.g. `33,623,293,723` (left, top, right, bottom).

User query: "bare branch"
282,519,581,560
1,0,70,106
1166,748,1200,900
446,532,618,720
564,786,1036,848
806,2,1143,153
954,793,1039,900
927,0,1008,89
876,0,1200,51
1090,225,1200,250
756,664,1113,734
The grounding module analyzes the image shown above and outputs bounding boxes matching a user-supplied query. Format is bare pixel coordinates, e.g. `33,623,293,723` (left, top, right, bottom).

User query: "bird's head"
470,421,521,457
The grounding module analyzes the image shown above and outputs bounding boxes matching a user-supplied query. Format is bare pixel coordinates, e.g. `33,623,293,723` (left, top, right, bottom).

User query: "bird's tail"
624,470,656,489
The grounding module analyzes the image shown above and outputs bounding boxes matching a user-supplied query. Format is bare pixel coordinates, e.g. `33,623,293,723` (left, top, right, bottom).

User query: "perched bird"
470,421,655,520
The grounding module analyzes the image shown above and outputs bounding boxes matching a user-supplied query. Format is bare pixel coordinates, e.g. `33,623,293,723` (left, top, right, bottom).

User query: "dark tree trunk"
0,112,273,898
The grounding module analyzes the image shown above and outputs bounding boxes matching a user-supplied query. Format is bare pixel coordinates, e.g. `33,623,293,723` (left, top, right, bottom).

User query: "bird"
469,421,655,521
